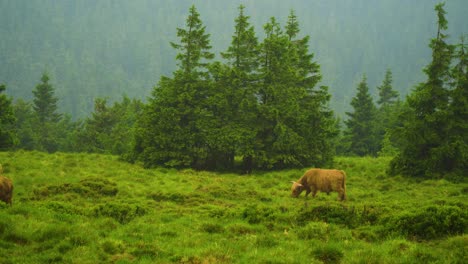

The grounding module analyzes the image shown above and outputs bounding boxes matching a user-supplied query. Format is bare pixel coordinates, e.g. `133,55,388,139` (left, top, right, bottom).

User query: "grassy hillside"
0,151,466,263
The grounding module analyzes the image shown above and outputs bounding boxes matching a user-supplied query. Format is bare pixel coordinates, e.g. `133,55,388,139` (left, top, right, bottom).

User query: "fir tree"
376,69,400,155
377,69,399,106
445,36,468,176
13,99,35,150
212,5,259,171
32,73,62,152
136,5,215,168
344,75,378,156
33,73,61,123
0,84,17,150
253,13,336,169
170,5,214,76
390,3,455,178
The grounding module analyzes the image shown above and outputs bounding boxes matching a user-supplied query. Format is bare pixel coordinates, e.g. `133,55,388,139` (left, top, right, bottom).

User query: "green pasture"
0,151,466,263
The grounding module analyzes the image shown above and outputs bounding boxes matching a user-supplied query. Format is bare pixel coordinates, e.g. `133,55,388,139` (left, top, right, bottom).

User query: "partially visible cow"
291,168,346,201
0,165,13,205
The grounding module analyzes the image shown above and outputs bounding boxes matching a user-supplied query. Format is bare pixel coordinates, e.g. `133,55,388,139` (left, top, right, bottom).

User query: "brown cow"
291,168,346,201
0,165,13,205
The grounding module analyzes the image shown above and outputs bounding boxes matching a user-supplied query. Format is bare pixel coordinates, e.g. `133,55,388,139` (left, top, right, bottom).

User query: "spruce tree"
376,69,400,155
13,99,35,150
344,75,378,156
390,3,455,177
0,84,17,150
377,69,399,106
136,5,214,168
32,73,62,152
253,13,336,169
33,73,61,124
445,36,468,175
285,10,336,167
212,4,259,171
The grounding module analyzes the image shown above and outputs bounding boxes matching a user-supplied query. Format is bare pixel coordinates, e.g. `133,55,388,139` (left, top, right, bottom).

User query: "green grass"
0,151,466,263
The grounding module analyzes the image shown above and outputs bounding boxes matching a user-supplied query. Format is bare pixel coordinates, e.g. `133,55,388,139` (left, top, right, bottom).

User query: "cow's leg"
337,188,346,201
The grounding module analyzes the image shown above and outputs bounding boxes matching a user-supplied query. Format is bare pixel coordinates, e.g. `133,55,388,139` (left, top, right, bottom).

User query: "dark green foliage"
0,84,17,150
31,73,62,153
384,205,467,240
312,244,344,264
343,75,378,156
200,222,225,234
296,204,382,228
136,6,216,169
32,73,61,124
252,12,336,169
130,242,164,259
296,222,329,240
94,201,147,224
136,6,336,170
148,191,187,204
32,177,118,200
377,69,399,106
77,96,143,156
12,99,35,150
375,69,401,156
217,4,260,171
242,204,275,224
390,3,467,179
446,35,468,177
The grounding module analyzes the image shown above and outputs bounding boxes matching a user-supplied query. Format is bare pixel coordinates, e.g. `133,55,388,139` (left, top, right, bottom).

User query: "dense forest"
1,0,468,118
1,1,467,179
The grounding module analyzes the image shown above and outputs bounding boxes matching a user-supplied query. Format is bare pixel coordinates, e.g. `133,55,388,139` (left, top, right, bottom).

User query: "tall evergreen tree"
390,3,455,178
33,73,61,124
375,69,401,155
252,13,336,169
221,5,259,73
285,10,337,167
13,99,35,150
170,5,214,77
344,75,378,156
136,5,215,168
0,84,17,150
377,69,399,106
210,4,259,171
445,35,468,175
32,73,62,152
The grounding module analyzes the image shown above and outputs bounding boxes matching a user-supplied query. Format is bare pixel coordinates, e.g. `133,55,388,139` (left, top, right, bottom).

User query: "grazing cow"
291,168,346,201
0,165,13,205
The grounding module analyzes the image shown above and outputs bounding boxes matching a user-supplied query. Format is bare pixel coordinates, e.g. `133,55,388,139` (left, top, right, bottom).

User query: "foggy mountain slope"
1,0,467,118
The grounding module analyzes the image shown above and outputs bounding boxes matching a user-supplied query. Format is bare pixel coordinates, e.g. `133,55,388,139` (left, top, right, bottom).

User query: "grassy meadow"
0,151,466,263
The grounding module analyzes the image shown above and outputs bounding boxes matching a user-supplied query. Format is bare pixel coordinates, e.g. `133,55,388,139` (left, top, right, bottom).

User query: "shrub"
101,239,125,255
94,201,147,224
312,244,344,264
226,223,256,236
296,204,382,228
148,191,186,203
242,204,274,224
200,222,225,234
32,177,118,200
384,205,467,240
297,222,329,240
130,242,163,259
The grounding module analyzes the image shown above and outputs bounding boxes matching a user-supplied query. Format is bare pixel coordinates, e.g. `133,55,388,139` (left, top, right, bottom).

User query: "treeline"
0,4,466,178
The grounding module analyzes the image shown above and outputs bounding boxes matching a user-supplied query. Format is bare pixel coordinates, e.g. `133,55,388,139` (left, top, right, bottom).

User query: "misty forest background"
1,0,467,178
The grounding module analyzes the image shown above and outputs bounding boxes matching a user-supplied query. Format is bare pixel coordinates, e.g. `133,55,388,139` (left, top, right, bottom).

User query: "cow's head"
291,181,304,197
